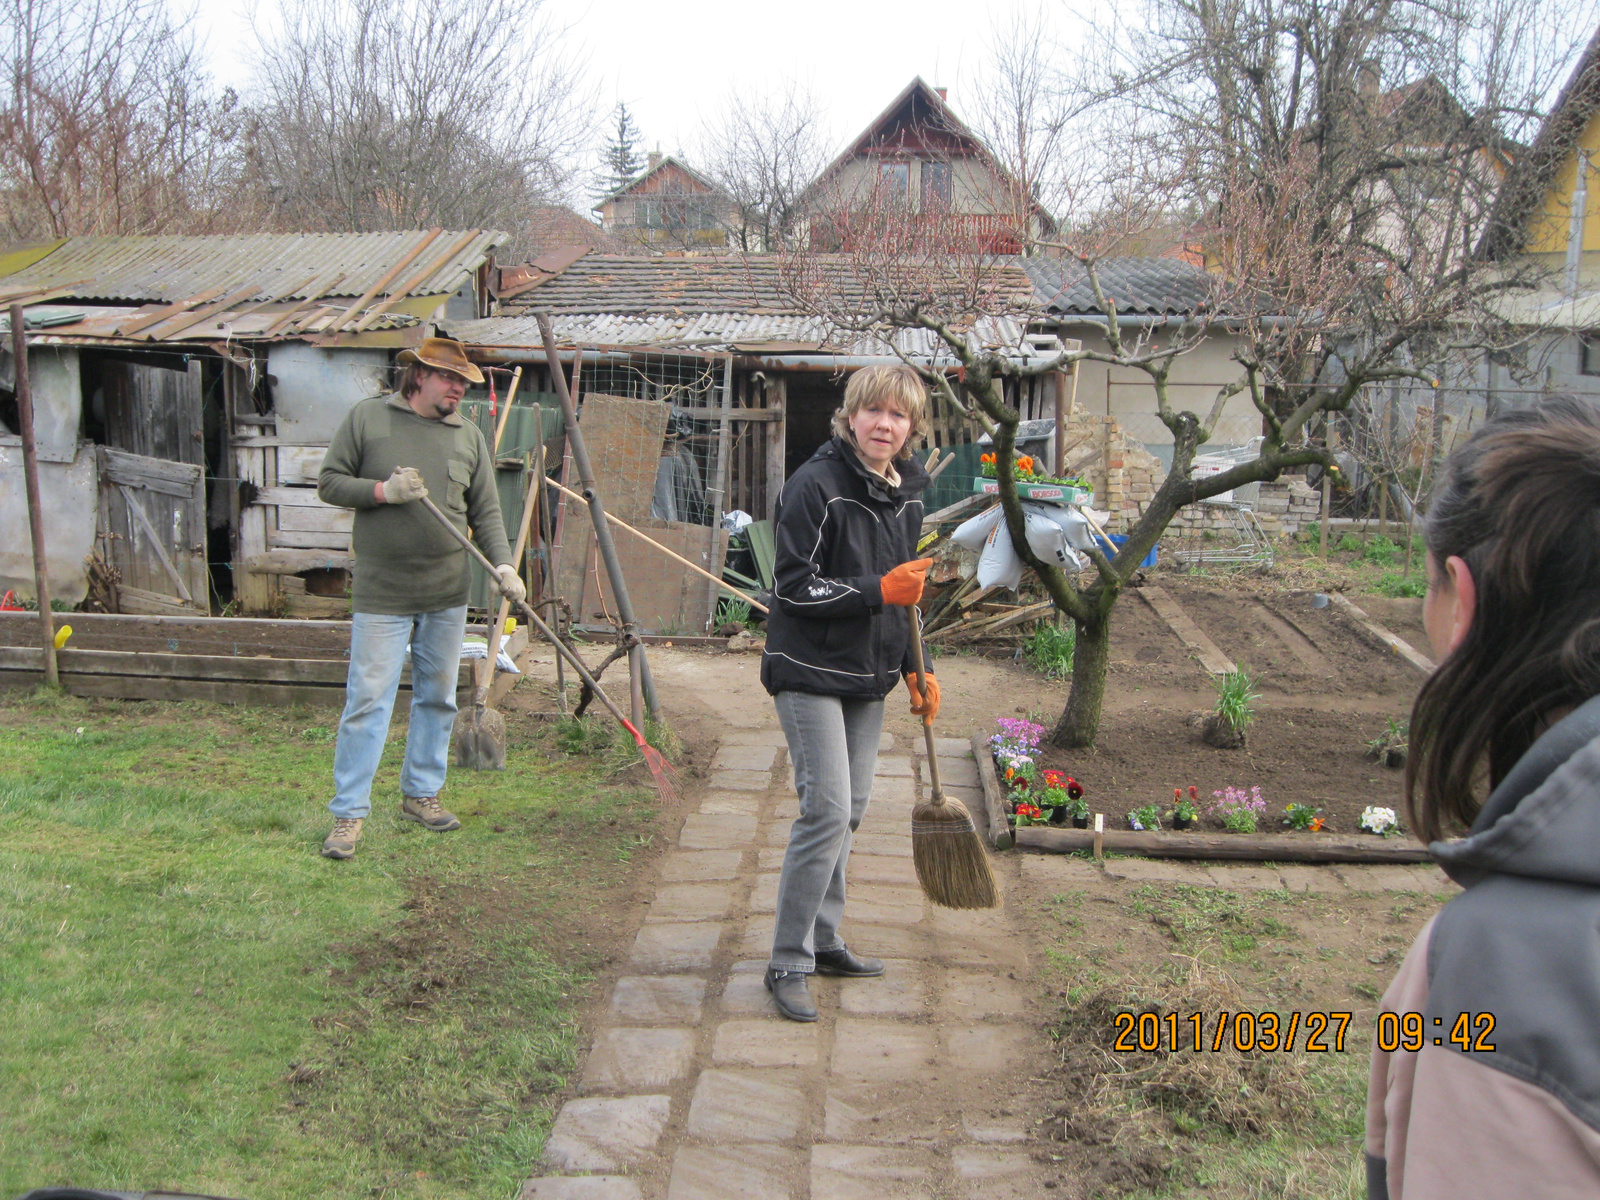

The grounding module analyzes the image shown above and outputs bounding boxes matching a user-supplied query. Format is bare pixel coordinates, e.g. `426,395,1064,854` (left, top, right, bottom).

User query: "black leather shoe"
763,967,818,1021
813,945,885,977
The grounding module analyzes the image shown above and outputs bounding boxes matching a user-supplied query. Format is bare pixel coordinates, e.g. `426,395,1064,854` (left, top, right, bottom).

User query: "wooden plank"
921,493,985,527
970,730,1014,850
275,505,352,534
244,548,355,574
1,645,470,687
116,483,194,603
0,610,354,637
268,529,352,550
1013,825,1435,863
275,445,329,485
99,446,203,498
1330,594,1435,675
327,227,445,332
116,584,202,616
112,285,233,336
1139,585,1236,675
263,272,349,337
251,485,340,508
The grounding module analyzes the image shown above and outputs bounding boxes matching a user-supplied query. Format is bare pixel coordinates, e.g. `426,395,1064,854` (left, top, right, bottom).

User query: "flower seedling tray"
974,479,1093,505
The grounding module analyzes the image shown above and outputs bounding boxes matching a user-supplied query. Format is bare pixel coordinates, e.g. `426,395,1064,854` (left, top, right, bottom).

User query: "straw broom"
908,608,998,909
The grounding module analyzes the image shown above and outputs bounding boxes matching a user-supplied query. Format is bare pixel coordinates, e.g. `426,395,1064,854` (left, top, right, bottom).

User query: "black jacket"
760,436,929,698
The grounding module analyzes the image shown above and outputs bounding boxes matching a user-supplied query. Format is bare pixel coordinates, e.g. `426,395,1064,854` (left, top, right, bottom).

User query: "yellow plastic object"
504,617,517,635
53,624,72,649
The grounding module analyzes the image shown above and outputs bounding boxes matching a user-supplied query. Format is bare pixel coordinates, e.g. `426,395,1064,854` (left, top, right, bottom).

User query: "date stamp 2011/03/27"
1113,1011,1499,1054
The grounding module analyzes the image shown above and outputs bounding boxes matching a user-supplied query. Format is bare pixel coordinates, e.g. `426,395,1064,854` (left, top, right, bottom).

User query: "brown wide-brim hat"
397,337,484,384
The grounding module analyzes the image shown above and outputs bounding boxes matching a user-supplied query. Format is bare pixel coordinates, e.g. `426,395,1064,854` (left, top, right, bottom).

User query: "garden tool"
908,608,998,909
418,496,678,802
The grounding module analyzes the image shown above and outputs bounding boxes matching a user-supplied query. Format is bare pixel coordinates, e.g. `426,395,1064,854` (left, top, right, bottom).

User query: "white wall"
268,344,392,445
0,439,96,603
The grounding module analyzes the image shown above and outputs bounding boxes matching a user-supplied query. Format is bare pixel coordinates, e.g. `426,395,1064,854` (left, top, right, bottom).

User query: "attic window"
921,161,951,210
1582,332,1600,377
879,163,909,206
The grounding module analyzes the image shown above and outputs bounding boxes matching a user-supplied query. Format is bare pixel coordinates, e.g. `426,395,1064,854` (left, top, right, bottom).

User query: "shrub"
1025,621,1076,679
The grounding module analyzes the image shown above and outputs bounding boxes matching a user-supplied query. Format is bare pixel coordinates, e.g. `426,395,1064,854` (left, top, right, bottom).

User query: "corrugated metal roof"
446,311,1036,362
0,230,504,305
1023,256,1216,315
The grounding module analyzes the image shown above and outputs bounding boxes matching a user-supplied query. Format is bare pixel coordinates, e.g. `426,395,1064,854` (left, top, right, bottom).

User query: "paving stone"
543,1095,671,1170
686,1069,808,1142
941,970,1028,1018
757,847,787,871
630,923,722,972
851,832,911,857
712,744,779,772
748,871,781,913
765,820,794,848
942,784,985,808
810,1145,938,1199
876,756,915,777
738,914,776,957
1279,865,1350,894
1019,855,1104,887
1101,858,1216,885
912,736,972,756
838,921,931,959
719,969,775,1015
580,1027,697,1092
609,975,706,1024
660,850,745,882
870,777,917,805
680,812,758,850
713,1018,822,1066
934,757,980,787
831,1019,938,1083
698,793,764,817
666,1145,801,1200
838,959,925,1015
521,1177,642,1200
1206,865,1290,891
932,934,1031,971
952,1147,1045,1198
878,732,896,751
646,882,737,922
1338,863,1454,893
710,769,773,791
961,1113,1029,1144
773,799,800,821
944,1025,1030,1073
822,1079,938,1143
847,882,925,925
718,729,789,748
848,854,919,885
928,905,1012,939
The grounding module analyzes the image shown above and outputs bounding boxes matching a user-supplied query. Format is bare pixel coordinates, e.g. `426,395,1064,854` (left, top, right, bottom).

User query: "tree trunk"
1051,612,1111,748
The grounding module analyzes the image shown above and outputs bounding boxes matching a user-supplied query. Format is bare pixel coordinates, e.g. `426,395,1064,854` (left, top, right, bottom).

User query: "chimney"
935,86,948,102
647,150,662,170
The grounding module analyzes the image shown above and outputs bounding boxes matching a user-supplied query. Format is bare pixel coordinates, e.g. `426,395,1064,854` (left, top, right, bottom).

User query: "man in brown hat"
315,337,525,859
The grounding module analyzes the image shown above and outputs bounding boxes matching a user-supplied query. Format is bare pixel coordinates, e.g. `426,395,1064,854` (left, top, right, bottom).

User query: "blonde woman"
760,365,938,1021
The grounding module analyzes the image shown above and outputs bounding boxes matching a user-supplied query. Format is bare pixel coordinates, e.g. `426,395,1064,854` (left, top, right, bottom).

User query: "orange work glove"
905,671,940,721
880,557,933,607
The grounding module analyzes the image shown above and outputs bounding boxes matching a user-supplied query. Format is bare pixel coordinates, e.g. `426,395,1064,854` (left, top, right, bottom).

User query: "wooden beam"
346,229,480,333
1014,825,1435,863
1140,585,1236,675
324,227,444,333
970,731,1013,850
1330,594,1435,674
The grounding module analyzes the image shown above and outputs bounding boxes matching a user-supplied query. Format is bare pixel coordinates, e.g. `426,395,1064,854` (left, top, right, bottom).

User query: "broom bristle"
912,794,998,909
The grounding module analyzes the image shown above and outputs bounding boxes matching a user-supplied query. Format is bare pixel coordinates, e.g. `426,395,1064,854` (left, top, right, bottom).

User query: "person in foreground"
1365,395,1600,1198
760,365,937,1021
315,338,524,860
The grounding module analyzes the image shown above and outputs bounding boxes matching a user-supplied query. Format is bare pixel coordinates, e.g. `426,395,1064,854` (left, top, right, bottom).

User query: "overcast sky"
194,0,1085,187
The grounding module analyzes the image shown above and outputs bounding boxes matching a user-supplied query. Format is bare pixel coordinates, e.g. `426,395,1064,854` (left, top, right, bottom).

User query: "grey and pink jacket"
1366,694,1600,1198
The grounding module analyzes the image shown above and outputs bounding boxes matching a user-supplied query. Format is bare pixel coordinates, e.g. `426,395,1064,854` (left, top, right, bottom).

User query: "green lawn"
0,688,655,1199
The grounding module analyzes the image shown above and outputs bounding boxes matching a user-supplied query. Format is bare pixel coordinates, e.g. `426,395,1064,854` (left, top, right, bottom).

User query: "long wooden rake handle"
417,496,637,734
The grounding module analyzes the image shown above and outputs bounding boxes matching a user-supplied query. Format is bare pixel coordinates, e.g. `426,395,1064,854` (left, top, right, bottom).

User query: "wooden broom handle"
907,607,943,798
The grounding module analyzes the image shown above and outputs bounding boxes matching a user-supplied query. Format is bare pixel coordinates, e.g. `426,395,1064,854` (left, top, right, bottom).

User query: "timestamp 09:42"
1376,1011,1496,1052
1113,1011,1353,1054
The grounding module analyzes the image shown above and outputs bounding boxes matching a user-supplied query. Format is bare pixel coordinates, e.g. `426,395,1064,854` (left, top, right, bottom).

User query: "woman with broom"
760,364,937,1022
1365,395,1600,1197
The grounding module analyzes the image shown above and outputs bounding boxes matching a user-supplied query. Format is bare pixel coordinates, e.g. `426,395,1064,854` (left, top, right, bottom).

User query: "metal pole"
704,354,733,631
535,314,658,721
13,304,57,686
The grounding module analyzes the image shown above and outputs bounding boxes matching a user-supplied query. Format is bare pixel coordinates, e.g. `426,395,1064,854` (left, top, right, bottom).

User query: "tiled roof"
1022,256,1216,316
497,253,1039,317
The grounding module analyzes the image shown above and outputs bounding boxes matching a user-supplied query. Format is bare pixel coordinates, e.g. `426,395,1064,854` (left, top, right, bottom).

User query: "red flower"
1067,777,1084,800
1188,785,1199,800
1174,787,1181,800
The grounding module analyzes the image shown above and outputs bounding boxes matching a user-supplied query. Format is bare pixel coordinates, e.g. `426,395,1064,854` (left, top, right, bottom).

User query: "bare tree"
697,84,831,252
243,0,594,244
0,0,249,238
776,0,1578,748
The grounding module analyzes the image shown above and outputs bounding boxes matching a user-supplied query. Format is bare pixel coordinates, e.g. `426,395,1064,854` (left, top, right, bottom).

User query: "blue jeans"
769,690,885,973
328,605,467,819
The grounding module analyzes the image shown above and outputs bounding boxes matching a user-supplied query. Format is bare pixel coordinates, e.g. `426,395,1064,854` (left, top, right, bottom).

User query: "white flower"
1360,805,1398,834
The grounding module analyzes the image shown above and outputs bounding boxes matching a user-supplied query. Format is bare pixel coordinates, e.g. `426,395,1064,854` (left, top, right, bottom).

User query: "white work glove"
493,564,526,604
380,466,427,504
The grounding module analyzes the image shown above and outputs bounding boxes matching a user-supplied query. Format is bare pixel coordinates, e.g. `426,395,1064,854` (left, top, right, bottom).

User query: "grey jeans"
769,689,885,973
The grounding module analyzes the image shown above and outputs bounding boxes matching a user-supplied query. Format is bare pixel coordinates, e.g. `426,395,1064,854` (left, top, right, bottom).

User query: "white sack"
951,503,1005,551
976,516,1026,590
1023,504,1085,571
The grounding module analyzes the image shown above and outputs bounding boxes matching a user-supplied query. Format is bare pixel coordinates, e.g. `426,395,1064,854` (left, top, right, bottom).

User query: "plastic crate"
1108,534,1158,568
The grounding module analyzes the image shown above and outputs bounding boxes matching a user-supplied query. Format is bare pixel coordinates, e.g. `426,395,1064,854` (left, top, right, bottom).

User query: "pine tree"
596,103,643,198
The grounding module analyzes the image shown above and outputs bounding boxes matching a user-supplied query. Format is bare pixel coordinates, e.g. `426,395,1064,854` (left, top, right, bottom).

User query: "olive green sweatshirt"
318,393,512,614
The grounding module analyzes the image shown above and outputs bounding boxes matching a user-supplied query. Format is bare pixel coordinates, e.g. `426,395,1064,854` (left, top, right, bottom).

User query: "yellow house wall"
1526,107,1600,256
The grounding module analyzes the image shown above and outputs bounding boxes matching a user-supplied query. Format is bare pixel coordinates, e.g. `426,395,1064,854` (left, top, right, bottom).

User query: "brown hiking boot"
322,817,363,859
400,795,460,832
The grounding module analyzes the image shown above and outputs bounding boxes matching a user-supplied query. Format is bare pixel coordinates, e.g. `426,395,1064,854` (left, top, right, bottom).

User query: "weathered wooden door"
97,446,207,614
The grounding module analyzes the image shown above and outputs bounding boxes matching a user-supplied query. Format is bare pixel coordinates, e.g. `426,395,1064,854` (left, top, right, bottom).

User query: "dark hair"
1406,395,1600,841
399,363,467,398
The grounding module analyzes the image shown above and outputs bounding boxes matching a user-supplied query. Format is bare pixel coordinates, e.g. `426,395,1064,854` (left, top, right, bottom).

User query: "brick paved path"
519,650,1451,1200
